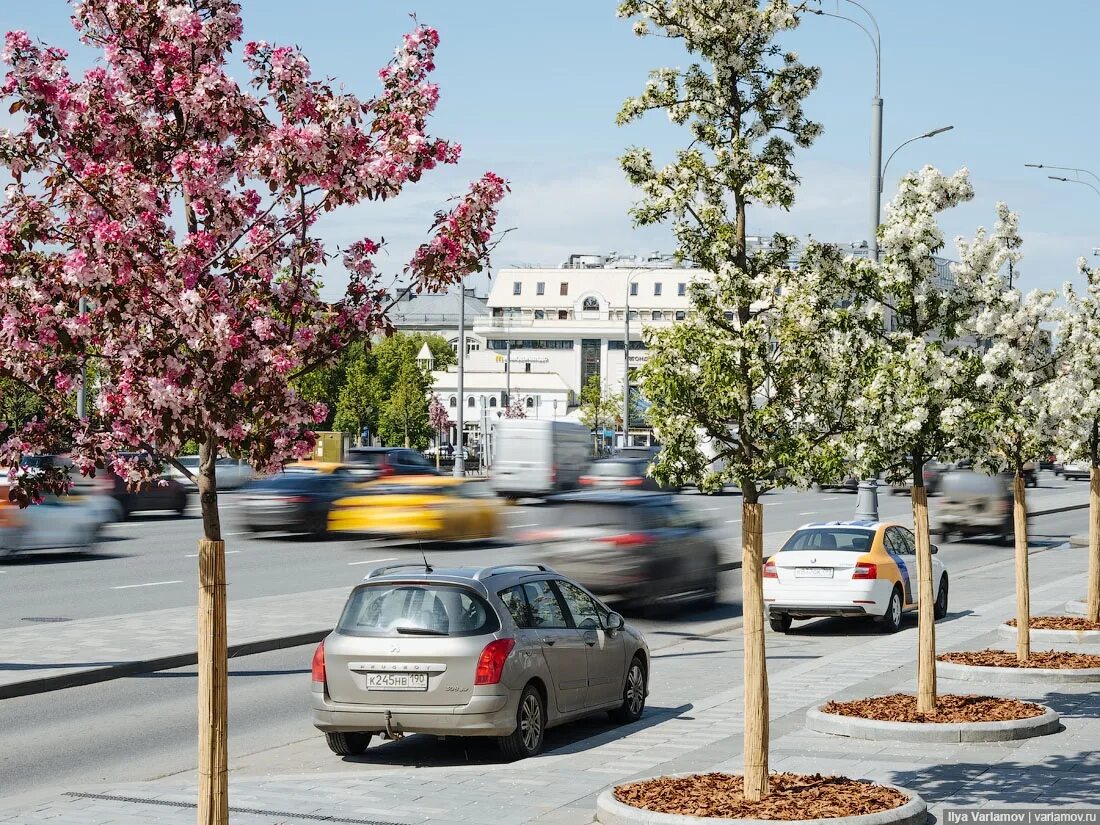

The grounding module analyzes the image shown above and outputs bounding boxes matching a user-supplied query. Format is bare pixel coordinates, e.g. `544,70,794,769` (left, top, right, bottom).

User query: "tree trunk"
742,493,768,801
1013,472,1030,662
436,428,441,470
1088,465,1100,623
196,436,228,825
911,481,937,713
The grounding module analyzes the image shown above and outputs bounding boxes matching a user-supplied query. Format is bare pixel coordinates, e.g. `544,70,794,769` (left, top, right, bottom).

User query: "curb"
0,629,330,701
998,623,1100,647
1030,502,1089,518
1070,535,1088,548
937,658,1100,684
805,704,1060,743
1067,600,1088,616
595,778,926,825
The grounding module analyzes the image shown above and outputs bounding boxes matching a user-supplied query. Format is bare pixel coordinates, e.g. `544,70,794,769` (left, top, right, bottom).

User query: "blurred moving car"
311,563,650,758
328,476,502,542
0,486,121,556
1039,454,1057,471
167,455,256,490
933,470,1014,543
522,491,719,611
1061,460,1090,481
579,457,680,492
98,454,190,518
764,520,948,633
241,464,358,536
345,447,440,482
889,458,949,496
491,419,590,499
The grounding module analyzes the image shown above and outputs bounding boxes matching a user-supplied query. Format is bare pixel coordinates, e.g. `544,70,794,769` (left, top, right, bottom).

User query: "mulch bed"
613,772,907,820
939,649,1100,669
1006,616,1100,631
821,693,1045,723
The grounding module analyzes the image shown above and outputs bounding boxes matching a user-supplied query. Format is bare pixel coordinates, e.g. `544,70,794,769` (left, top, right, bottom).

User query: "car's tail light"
998,499,1011,514
852,563,877,580
579,476,594,486
283,495,311,504
623,477,644,487
550,464,557,484
380,463,395,478
474,638,516,685
597,532,653,547
763,560,778,579
311,640,326,683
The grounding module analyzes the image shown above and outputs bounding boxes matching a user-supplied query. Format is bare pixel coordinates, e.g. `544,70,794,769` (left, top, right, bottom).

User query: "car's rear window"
253,473,324,490
347,451,387,467
780,528,874,552
557,502,642,529
337,584,500,637
591,461,642,478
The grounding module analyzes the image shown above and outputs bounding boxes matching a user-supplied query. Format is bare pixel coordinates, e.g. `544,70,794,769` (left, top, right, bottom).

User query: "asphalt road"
0,474,1086,629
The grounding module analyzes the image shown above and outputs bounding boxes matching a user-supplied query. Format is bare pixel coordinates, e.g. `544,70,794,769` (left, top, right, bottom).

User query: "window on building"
526,397,535,409
534,309,545,320
675,310,686,321
558,310,568,320
628,310,639,321
677,282,686,296
513,281,522,295
559,282,568,296
629,282,638,297
582,296,599,311
724,311,735,321
489,397,497,408
449,396,457,408
525,362,531,373
653,282,662,296
492,307,503,317
467,341,480,353
536,281,545,296
468,396,476,408
449,339,459,353
651,310,661,321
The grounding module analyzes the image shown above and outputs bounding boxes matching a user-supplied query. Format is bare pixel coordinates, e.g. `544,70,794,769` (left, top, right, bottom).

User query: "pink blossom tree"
503,397,527,419
0,3,505,822
428,393,452,468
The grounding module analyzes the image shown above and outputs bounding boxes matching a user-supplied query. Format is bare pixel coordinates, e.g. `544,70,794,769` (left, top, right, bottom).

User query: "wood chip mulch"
939,649,1100,669
821,693,1046,723
1006,616,1100,631
613,772,908,820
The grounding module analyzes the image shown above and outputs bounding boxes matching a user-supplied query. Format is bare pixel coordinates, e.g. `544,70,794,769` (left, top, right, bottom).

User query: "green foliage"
0,376,44,430
578,375,621,435
379,357,432,448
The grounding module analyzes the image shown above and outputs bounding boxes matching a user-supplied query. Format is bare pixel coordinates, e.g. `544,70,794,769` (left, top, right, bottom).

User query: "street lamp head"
1024,163,1044,169
923,125,954,138
1049,176,1070,182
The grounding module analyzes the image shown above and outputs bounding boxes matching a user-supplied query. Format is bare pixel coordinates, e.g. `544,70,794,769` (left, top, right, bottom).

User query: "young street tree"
853,167,1015,711
963,209,1056,661
1049,262,1100,623
0,4,505,823
619,0,870,801
381,356,431,448
578,374,620,455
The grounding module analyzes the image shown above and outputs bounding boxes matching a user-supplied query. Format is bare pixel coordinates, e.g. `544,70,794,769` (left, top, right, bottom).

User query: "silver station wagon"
311,564,651,759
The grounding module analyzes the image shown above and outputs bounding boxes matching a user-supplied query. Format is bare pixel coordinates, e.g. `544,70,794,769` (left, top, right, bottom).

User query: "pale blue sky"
6,1,1098,297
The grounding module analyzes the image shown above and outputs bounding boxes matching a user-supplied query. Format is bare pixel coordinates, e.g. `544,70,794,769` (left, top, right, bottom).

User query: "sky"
4,1,1099,299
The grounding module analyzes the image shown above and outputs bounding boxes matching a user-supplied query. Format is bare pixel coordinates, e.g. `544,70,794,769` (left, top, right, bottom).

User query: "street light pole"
622,268,643,449
454,284,465,477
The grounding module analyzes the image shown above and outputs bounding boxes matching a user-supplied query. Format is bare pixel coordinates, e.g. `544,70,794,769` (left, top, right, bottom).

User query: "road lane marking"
725,518,740,524
824,496,839,501
699,507,720,511
111,580,183,590
799,512,817,515
347,557,398,566
509,523,540,528
184,550,240,557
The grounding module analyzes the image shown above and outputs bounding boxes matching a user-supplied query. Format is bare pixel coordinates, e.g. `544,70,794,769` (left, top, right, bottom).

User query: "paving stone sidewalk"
2,539,1096,824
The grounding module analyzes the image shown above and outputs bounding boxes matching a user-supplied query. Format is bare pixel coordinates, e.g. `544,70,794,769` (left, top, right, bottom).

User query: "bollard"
855,478,880,521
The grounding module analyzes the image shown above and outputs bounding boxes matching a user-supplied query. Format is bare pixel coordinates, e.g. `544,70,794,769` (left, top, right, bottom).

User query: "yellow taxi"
327,476,502,542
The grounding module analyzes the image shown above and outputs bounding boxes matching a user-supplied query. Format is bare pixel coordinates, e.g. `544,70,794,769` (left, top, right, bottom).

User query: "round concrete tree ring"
937,659,1100,684
596,778,926,825
998,622,1100,646
1066,600,1087,616
806,704,1060,743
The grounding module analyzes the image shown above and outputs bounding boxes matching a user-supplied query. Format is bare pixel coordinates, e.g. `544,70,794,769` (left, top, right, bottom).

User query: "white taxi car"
763,520,948,633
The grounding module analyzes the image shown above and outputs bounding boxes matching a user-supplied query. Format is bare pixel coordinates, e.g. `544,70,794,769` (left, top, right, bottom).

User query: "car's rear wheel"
878,587,903,633
498,684,545,760
325,731,372,756
934,575,949,620
609,657,647,724
769,613,792,633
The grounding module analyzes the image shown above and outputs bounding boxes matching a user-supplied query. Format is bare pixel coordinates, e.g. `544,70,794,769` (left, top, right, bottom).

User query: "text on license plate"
366,672,428,691
795,567,833,578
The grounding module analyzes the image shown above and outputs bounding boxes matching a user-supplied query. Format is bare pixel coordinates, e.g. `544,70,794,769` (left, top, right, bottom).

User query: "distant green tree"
578,375,621,454
0,376,44,431
379,357,431,448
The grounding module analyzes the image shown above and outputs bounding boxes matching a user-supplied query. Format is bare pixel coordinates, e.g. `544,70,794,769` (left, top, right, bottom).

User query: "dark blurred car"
241,466,357,536
345,447,440,482
94,453,189,518
932,469,1014,544
1039,455,1056,472
523,491,719,611
579,457,680,492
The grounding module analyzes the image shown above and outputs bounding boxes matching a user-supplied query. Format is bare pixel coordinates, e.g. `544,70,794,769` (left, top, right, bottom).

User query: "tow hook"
383,710,404,741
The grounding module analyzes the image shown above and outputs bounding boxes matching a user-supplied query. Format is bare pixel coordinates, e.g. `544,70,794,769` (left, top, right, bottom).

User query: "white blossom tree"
963,212,1056,660
853,167,1018,712
1049,262,1100,623
618,0,873,800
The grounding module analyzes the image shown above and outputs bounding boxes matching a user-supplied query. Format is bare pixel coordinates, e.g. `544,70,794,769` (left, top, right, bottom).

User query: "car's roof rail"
365,563,434,579
472,564,552,580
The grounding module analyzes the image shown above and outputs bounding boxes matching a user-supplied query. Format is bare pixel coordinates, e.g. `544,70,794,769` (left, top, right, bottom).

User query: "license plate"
365,672,428,691
795,567,833,578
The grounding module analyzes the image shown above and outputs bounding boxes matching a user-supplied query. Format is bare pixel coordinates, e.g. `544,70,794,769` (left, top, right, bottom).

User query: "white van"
491,419,591,499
